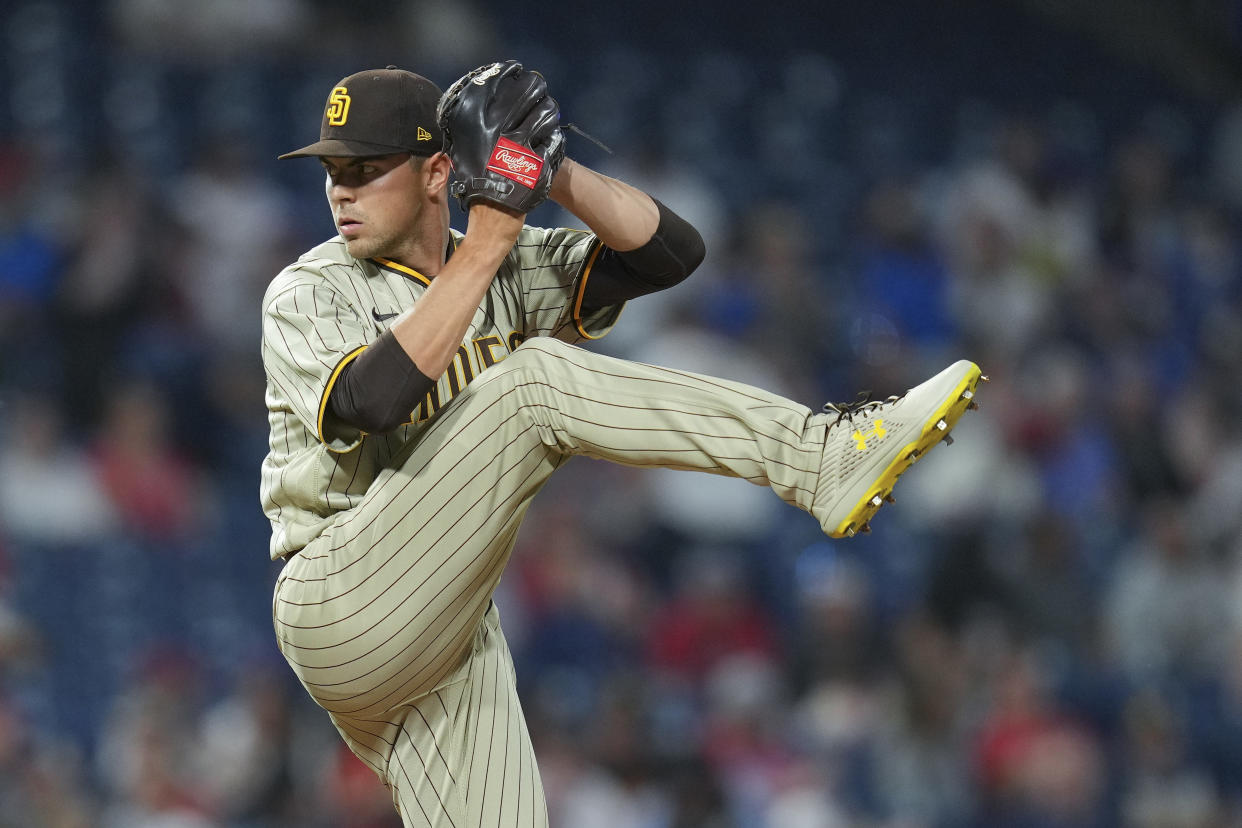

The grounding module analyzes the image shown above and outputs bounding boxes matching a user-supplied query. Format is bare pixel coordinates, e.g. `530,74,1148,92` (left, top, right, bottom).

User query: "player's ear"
422,151,452,196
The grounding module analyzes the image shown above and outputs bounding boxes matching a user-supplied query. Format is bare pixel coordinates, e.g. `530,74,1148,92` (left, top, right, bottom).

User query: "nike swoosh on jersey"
372,308,400,323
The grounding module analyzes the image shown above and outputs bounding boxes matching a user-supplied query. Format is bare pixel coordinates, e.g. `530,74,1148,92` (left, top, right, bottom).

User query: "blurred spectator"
193,668,296,823
853,175,956,354
1010,347,1123,529
972,649,1106,827
0,391,118,547
864,613,974,826
514,506,651,722
1118,689,1223,828
787,550,881,691
0,696,95,828
701,654,802,824
96,652,215,828
90,381,206,543
168,140,295,356
647,549,781,685
1104,498,1235,683
53,157,174,426
1106,354,1187,509
0,141,63,356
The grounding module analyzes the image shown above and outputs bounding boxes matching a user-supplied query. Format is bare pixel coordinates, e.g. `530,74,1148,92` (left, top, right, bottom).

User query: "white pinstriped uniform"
261,226,836,826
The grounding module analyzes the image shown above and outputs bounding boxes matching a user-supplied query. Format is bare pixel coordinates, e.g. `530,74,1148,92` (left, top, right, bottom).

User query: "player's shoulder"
515,223,592,246
506,223,595,264
263,237,369,307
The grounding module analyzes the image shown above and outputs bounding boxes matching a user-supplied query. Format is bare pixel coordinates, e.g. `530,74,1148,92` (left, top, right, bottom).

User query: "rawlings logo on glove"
488,137,543,188
437,60,565,214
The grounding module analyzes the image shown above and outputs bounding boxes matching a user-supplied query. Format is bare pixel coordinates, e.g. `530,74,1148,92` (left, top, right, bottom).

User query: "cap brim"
278,137,436,160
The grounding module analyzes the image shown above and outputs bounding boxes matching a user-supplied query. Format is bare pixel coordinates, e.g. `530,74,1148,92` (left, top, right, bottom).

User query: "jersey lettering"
475,336,506,369
417,382,443,423
446,345,475,396
415,331,521,422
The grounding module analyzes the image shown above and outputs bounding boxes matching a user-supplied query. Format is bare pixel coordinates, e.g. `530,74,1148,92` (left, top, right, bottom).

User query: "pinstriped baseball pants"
272,336,828,827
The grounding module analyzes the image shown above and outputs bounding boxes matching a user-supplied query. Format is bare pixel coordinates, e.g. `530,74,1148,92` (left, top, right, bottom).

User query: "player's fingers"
531,126,564,165
508,96,560,148
492,70,548,131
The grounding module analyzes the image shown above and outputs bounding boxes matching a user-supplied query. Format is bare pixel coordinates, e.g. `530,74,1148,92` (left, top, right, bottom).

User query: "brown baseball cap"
279,67,444,160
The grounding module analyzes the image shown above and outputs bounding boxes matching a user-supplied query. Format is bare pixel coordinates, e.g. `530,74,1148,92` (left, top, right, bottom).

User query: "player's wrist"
547,157,576,204
464,201,525,243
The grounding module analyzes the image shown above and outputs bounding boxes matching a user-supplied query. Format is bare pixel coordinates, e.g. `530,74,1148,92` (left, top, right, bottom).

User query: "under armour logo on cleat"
851,420,887,451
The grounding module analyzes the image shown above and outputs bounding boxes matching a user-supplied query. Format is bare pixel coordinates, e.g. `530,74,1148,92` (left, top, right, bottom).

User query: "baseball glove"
436,60,565,214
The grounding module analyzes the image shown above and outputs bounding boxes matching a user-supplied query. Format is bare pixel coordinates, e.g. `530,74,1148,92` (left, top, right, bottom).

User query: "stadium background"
2,0,1242,825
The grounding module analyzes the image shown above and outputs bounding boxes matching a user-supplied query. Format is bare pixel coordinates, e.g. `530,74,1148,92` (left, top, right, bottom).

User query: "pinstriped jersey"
260,225,623,560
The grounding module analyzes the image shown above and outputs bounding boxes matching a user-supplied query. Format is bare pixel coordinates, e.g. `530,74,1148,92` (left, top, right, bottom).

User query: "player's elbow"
616,201,706,288
676,220,706,280
328,332,436,435
346,405,412,436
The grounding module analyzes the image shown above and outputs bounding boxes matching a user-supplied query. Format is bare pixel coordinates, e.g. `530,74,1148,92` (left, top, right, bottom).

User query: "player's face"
322,154,428,260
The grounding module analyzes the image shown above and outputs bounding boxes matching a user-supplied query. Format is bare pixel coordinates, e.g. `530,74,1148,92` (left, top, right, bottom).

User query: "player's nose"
325,176,356,205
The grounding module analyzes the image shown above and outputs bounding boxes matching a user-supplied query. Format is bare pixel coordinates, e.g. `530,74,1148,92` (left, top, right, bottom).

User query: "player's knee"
487,336,572,380
513,336,574,361
464,337,575,415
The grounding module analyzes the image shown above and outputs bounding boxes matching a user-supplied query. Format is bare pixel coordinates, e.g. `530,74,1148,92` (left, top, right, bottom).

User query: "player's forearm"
579,199,706,308
390,206,522,378
548,158,659,251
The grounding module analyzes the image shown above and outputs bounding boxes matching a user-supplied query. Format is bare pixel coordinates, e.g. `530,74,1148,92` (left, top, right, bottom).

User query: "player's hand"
436,60,565,215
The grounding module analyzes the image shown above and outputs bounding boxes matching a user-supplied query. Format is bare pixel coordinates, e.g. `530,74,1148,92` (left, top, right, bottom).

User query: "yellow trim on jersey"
317,344,368,446
372,257,432,287
572,240,607,340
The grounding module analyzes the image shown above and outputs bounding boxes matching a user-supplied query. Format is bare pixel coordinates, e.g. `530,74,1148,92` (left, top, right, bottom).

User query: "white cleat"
813,360,984,539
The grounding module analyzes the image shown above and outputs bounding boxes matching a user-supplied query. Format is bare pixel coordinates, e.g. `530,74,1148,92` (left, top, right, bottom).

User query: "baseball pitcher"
261,61,983,827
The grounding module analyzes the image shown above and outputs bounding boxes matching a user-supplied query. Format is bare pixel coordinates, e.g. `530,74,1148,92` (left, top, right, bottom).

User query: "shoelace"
822,391,900,427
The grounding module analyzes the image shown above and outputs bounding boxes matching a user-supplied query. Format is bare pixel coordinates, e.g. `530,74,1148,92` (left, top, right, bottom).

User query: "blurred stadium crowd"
3,1,1242,826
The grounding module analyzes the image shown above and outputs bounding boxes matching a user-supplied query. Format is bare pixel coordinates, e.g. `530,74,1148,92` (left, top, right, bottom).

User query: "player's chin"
342,235,380,260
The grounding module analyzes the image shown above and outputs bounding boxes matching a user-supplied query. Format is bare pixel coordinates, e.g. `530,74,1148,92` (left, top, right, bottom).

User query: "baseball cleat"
812,360,984,538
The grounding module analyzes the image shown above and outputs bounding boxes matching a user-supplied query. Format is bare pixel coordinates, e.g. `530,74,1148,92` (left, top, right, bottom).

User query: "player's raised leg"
275,338,982,701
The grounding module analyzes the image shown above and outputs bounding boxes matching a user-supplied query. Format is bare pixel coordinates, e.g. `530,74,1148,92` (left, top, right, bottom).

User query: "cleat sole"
828,362,983,538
